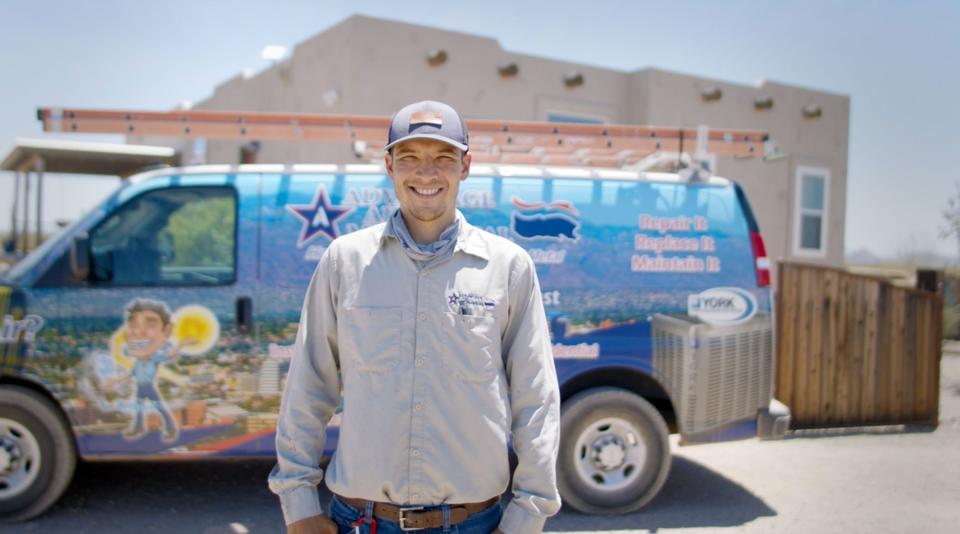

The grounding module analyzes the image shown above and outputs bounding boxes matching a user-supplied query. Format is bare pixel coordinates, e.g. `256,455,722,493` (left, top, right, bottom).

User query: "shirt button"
418,312,426,321
412,494,420,501
412,449,420,457
414,403,422,411
416,358,425,366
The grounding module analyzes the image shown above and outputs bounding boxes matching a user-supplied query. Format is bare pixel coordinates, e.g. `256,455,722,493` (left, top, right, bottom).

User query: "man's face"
385,138,471,235
125,310,171,358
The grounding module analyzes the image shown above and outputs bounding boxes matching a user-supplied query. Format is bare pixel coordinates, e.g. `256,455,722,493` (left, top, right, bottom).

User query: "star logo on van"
286,187,354,247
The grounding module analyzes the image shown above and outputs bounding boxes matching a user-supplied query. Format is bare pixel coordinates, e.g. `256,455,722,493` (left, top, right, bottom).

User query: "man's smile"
410,185,443,198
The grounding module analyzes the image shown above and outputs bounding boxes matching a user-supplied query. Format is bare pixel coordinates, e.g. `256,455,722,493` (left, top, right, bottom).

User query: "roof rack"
37,107,769,169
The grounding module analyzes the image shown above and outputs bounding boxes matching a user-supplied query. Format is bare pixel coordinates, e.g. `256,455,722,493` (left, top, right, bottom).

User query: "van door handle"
236,296,253,335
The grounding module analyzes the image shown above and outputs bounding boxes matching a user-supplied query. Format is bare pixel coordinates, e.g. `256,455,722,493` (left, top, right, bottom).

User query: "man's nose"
417,158,439,176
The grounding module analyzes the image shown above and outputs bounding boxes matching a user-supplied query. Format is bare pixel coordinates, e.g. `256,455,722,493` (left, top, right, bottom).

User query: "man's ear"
385,151,395,179
460,151,472,181
163,324,173,337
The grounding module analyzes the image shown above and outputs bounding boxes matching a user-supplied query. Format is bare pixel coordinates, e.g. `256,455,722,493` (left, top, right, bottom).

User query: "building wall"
135,14,849,268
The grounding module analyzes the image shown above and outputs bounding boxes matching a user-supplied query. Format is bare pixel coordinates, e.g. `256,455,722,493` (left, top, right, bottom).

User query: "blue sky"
1,0,958,259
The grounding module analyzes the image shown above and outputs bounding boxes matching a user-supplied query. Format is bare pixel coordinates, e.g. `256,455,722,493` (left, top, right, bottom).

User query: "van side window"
88,187,236,286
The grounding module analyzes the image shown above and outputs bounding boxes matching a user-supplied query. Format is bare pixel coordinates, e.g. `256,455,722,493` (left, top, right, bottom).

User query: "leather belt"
336,495,500,531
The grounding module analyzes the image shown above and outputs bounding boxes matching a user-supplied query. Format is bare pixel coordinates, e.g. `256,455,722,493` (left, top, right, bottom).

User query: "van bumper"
757,399,791,439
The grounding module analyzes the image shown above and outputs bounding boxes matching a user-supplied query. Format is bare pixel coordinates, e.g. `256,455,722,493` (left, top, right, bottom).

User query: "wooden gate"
775,262,942,428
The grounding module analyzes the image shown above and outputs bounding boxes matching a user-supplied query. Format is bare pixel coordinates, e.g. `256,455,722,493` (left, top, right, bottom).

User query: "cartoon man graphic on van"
106,299,189,443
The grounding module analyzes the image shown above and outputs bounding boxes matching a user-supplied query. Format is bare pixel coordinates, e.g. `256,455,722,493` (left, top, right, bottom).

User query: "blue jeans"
329,494,503,534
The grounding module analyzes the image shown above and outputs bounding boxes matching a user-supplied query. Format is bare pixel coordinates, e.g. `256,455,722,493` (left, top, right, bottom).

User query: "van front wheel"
0,386,76,522
558,388,671,514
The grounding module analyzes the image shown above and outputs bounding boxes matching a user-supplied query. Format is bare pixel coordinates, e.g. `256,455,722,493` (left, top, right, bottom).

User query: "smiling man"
269,100,561,534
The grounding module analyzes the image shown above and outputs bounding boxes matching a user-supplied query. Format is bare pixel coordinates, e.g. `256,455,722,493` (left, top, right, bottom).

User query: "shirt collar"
378,210,489,261
454,216,490,261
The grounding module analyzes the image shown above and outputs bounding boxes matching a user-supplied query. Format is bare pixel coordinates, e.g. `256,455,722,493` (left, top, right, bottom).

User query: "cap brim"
385,133,468,152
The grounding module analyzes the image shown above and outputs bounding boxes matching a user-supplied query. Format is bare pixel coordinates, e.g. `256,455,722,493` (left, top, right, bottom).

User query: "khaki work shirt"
269,215,562,534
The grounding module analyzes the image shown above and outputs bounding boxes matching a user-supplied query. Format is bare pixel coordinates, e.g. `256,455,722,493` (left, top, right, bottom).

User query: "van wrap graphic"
77,299,221,445
1,314,44,344
286,186,354,247
17,171,775,459
510,197,581,241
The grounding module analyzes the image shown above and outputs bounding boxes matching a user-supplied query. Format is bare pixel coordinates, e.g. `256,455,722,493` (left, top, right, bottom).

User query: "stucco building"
134,14,849,268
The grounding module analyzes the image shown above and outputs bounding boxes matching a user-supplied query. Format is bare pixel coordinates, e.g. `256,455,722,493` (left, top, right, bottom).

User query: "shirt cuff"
278,485,324,525
498,501,547,534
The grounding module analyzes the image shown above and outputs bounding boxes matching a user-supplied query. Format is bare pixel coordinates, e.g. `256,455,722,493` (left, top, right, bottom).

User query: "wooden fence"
776,262,942,428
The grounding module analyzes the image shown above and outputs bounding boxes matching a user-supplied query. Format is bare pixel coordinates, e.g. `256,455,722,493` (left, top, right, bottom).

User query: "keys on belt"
336,495,500,531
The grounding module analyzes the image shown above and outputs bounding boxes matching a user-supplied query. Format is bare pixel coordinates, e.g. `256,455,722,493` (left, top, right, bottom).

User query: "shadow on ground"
17,459,284,533
545,456,776,532
16,455,773,533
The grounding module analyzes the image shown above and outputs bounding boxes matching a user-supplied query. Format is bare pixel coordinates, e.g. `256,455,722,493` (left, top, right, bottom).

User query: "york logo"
697,297,736,310
687,288,756,325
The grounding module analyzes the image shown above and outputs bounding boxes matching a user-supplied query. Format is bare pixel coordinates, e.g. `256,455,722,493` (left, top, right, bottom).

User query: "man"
269,100,561,534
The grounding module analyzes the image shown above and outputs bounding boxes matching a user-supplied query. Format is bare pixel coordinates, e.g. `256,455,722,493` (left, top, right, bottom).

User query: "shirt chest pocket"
440,311,501,382
339,307,401,374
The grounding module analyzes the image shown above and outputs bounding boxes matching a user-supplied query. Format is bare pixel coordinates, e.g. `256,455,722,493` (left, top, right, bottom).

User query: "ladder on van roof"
36,107,771,169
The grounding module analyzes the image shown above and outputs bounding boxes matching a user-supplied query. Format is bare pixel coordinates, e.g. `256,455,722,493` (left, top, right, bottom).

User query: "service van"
0,162,789,520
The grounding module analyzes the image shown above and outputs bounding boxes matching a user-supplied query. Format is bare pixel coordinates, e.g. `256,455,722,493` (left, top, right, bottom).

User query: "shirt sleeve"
268,247,343,525
498,253,562,534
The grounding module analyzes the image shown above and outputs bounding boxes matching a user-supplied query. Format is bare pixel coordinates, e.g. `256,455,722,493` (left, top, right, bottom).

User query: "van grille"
652,314,772,438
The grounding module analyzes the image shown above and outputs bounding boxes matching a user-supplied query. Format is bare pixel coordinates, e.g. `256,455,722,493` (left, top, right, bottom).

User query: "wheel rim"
0,417,42,499
572,416,647,492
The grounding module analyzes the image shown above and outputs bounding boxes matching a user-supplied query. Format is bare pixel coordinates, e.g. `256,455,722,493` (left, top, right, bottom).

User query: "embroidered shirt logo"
448,291,495,316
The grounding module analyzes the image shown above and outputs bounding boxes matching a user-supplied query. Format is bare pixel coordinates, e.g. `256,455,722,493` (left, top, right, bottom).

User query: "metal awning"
1,138,178,176
1,139,179,257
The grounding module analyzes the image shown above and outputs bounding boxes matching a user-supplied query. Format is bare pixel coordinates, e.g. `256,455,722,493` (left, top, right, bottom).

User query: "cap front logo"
410,110,443,127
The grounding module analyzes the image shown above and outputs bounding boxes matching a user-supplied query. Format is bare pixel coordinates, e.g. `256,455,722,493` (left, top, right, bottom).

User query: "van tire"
0,386,77,522
558,388,670,514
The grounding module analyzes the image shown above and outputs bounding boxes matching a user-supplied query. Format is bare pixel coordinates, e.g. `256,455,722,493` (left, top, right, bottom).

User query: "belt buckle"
398,505,425,531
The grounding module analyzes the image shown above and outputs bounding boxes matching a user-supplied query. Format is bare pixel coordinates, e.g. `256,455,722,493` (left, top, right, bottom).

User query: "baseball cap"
385,100,469,152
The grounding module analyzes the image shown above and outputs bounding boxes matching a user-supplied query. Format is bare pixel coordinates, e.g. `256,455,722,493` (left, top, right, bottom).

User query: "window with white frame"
794,166,830,255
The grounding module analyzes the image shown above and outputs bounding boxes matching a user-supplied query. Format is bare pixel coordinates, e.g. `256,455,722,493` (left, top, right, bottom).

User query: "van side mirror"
70,233,90,281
